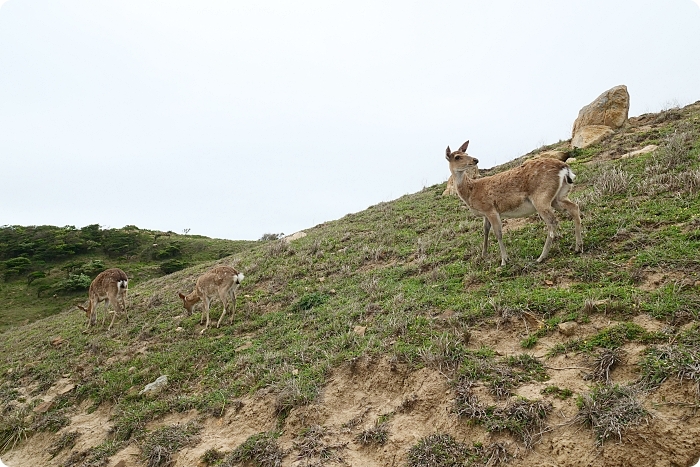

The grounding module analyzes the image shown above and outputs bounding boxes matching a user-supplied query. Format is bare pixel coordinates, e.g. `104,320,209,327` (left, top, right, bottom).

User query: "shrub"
79,259,105,277
160,259,189,275
55,273,92,293
154,243,182,259
2,256,31,279
259,233,284,241
27,270,46,285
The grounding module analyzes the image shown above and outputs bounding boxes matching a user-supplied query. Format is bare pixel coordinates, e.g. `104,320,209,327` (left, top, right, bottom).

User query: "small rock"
558,322,578,337
139,375,168,395
58,383,76,395
176,327,184,332
34,401,54,414
283,231,307,243
236,342,253,352
292,369,299,375
353,326,367,337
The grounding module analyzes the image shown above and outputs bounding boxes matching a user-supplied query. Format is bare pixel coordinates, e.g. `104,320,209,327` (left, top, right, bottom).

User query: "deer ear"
459,140,469,152
445,146,451,160
178,292,185,300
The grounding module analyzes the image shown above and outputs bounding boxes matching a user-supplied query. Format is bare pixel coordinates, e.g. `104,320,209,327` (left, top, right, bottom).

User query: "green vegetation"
541,385,573,400
0,224,255,329
548,322,664,356
407,434,494,467
1,102,700,462
638,324,700,389
222,432,285,467
455,350,549,400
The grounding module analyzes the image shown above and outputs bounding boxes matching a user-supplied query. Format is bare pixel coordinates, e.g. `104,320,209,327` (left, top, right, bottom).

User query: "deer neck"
452,169,475,198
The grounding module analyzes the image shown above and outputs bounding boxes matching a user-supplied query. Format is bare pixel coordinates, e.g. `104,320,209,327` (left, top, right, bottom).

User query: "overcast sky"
1,1,699,240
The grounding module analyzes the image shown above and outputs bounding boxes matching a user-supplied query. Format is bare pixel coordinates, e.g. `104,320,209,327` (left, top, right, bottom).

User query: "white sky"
1,1,699,240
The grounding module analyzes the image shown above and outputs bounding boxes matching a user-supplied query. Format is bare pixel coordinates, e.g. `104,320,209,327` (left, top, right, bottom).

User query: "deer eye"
454,155,461,160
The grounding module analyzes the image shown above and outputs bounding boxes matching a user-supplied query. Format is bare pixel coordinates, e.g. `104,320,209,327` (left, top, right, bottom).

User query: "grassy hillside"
0,225,255,330
1,101,700,466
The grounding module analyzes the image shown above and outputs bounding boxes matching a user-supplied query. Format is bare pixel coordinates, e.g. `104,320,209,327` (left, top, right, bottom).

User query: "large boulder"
571,85,629,148
571,125,615,149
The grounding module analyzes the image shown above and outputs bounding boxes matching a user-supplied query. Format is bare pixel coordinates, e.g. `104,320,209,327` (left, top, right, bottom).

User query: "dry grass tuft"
293,425,346,464
48,430,80,457
406,433,482,467
595,167,634,195
575,385,649,445
355,422,389,446
139,421,201,467
587,348,626,383
224,432,285,467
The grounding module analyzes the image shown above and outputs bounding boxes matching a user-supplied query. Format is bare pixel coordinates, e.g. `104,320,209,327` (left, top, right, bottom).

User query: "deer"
77,268,128,330
178,266,244,334
445,140,583,266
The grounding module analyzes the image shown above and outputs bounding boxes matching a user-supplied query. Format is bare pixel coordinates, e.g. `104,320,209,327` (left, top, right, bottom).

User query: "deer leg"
554,199,583,253
108,304,118,330
108,293,124,331
216,290,228,328
120,291,129,324
485,212,507,266
101,299,109,327
90,300,98,327
229,290,237,325
481,217,491,258
535,206,558,263
201,298,211,332
199,299,207,325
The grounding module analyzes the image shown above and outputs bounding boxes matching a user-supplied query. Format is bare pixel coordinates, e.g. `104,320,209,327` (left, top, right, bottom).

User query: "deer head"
446,140,479,176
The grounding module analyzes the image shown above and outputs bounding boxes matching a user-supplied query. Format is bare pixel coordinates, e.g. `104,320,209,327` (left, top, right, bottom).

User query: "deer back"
195,266,240,298
90,268,128,301
464,159,571,214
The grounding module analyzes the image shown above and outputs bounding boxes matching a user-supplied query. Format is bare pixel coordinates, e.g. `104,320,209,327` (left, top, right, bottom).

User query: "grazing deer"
446,140,583,265
178,266,244,333
77,268,128,330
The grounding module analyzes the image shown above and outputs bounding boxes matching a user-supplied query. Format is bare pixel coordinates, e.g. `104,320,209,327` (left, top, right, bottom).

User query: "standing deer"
446,140,583,265
178,266,244,333
77,268,128,330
